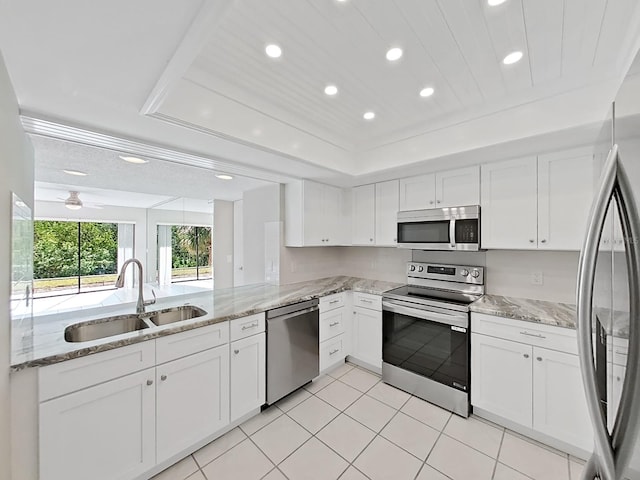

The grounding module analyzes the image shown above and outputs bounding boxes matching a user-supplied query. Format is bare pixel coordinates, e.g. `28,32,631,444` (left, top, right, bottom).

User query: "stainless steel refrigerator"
577,49,640,480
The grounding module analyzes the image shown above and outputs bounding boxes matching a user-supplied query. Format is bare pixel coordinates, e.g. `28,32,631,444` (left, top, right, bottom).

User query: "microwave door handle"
449,218,456,250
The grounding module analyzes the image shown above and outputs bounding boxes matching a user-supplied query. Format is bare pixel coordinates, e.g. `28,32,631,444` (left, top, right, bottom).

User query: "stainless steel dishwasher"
266,298,319,405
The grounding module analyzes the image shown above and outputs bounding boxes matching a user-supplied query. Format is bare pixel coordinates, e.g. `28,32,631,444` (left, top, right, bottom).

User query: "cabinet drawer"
319,293,346,313
320,309,346,342
352,292,381,311
230,312,265,342
39,341,155,402
320,334,346,372
156,322,229,365
471,313,577,355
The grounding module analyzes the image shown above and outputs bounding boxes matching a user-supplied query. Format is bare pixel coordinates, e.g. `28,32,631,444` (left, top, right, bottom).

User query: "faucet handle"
144,289,157,307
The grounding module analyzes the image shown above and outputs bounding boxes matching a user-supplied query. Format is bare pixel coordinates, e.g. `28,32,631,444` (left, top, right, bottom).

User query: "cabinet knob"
523,354,529,358
541,239,547,244
536,357,543,362
436,200,441,204
529,239,535,243
234,349,240,354
429,200,434,205
393,238,397,242
160,375,167,381
146,380,153,386
370,238,373,242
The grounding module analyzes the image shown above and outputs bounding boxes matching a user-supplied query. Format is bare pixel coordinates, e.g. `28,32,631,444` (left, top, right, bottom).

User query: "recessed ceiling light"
487,0,507,5
363,112,376,120
386,47,403,61
265,44,282,58
324,85,338,96
503,51,523,65
216,174,234,180
63,169,88,176
420,87,435,98
119,155,149,164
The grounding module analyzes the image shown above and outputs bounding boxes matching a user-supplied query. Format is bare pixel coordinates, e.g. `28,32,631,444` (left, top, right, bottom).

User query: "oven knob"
409,265,416,272
460,269,469,277
418,266,424,272
471,269,480,278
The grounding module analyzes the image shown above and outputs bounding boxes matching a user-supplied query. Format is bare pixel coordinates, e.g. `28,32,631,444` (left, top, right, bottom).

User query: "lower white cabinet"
156,345,230,463
351,294,382,369
230,332,266,422
471,333,533,427
320,334,347,371
39,368,156,480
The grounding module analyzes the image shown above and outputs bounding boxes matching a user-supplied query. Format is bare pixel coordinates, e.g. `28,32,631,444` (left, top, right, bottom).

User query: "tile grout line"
490,427,506,480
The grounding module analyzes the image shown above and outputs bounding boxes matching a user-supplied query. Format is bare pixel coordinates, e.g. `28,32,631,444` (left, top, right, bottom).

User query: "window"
33,220,130,297
157,225,212,283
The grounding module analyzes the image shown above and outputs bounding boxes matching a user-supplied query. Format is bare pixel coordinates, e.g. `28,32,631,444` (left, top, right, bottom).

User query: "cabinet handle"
329,299,340,304
429,200,434,205
523,354,530,358
361,299,373,304
393,238,397,242
234,349,240,354
436,200,441,204
160,374,167,381
616,376,622,381
146,380,153,386
536,357,543,362
529,239,535,243
541,239,547,244
242,323,258,330
615,349,628,355
329,322,340,327
329,349,340,355
520,331,546,339
370,238,374,242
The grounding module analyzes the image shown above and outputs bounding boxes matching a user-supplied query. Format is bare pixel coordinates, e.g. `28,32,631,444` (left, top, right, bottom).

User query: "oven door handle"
382,301,468,329
449,218,457,250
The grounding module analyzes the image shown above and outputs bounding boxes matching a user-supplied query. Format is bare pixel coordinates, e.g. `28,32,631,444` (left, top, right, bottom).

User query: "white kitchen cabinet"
39,368,156,480
156,344,230,463
320,334,347,371
352,184,376,245
350,293,382,371
537,149,595,250
285,180,344,246
532,346,593,451
399,166,479,211
471,333,533,427
230,332,266,422
375,180,399,246
481,156,538,249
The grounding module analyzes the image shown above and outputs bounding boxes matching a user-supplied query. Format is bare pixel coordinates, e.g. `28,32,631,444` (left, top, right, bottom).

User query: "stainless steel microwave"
396,205,480,251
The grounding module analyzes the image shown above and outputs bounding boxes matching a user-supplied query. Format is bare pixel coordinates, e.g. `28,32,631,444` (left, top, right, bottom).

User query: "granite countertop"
11,276,401,371
470,294,630,339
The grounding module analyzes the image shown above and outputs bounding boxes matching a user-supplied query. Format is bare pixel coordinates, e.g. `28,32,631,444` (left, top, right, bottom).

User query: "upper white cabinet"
481,150,595,250
481,156,538,249
375,180,399,246
352,184,376,245
537,148,595,250
399,166,479,211
285,180,344,246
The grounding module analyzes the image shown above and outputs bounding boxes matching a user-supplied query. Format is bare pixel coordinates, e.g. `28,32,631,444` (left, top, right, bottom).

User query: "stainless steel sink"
145,305,207,326
64,314,150,342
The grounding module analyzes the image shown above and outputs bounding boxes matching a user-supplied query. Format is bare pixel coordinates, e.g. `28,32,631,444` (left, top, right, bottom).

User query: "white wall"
1,51,34,480
213,200,233,288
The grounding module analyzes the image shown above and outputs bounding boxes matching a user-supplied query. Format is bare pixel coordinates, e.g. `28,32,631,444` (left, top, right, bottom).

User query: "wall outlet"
531,271,544,286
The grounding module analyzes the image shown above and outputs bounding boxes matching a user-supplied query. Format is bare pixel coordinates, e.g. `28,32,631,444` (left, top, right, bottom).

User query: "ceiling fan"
57,191,104,210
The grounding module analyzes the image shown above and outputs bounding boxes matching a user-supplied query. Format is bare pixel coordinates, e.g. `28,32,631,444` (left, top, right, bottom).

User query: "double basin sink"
64,305,207,343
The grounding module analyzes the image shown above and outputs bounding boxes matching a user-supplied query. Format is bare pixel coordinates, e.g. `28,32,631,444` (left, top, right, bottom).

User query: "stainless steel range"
382,262,485,417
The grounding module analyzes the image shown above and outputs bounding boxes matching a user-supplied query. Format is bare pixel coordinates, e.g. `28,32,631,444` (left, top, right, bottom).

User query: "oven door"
382,300,469,392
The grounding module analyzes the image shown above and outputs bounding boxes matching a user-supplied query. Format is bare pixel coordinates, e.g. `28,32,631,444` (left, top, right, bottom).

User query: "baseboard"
346,355,382,375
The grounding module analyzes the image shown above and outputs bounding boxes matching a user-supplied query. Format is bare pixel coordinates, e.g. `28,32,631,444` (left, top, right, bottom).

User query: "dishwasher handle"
266,298,319,319
267,306,318,324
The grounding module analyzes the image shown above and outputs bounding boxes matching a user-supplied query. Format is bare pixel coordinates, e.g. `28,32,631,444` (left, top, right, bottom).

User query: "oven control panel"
406,262,484,285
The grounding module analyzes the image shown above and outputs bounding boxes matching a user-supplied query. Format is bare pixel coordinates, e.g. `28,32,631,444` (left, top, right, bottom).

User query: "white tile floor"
152,362,585,480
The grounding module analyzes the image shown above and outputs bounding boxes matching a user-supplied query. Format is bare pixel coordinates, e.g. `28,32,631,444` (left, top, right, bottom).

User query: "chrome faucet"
115,258,156,314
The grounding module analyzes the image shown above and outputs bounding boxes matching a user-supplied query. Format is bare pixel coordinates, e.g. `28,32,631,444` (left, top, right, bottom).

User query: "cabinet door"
323,184,343,245
40,369,156,480
375,180,399,246
230,333,266,422
156,344,230,463
481,157,537,249
532,347,593,450
320,308,346,342
538,150,595,250
471,334,533,427
351,307,382,369
435,166,480,208
399,174,435,211
352,184,376,245
303,180,325,246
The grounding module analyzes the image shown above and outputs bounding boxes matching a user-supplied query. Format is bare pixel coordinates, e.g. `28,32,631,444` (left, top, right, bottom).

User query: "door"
481,157,538,249
375,180,399,246
39,369,156,480
230,333,266,422
538,149,595,250
471,334,533,427
532,347,594,451
435,166,480,208
399,174,435,211
352,184,375,245
352,307,382,369
156,345,230,463
233,200,244,286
